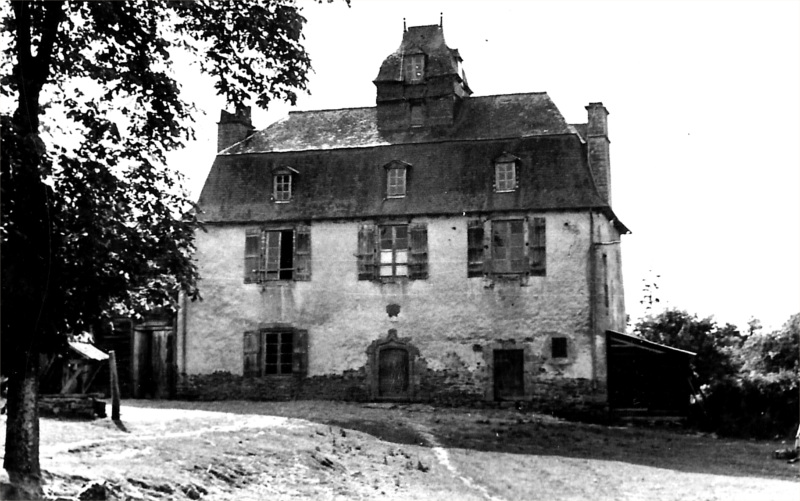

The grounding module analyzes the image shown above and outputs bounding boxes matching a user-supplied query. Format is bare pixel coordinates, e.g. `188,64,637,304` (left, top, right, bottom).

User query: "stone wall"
181,210,622,414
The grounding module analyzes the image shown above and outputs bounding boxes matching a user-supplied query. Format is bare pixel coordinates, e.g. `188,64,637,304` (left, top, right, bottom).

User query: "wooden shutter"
293,329,308,377
409,223,428,280
482,219,493,275
243,330,262,377
530,217,546,276
467,220,484,277
244,229,263,283
357,225,376,280
294,225,312,281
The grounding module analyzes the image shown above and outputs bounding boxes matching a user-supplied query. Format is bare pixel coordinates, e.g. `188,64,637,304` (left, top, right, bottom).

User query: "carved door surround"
366,329,420,401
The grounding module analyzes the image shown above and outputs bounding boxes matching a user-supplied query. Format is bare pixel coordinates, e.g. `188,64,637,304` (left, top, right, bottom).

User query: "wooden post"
109,350,121,420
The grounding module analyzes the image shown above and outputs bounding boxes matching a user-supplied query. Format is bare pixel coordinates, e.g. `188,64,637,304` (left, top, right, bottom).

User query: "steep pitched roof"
374,25,459,83
221,93,573,155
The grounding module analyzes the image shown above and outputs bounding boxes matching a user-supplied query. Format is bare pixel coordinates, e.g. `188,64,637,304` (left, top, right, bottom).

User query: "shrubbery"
635,311,798,439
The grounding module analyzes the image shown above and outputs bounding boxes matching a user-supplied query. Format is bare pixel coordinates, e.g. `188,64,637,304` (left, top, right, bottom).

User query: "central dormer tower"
374,23,472,129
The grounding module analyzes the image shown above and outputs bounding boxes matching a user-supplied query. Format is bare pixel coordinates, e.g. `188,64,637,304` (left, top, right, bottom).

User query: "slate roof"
199,92,628,233
222,93,574,155
374,25,460,83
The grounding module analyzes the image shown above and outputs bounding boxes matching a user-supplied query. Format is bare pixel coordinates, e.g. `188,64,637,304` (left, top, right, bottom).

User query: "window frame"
244,225,312,283
551,337,569,359
469,216,546,278
404,53,425,83
491,219,527,274
272,166,299,203
379,224,410,278
386,167,407,198
243,327,308,378
493,152,521,193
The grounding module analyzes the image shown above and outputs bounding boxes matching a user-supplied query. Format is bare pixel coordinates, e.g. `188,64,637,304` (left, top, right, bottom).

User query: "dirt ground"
1,399,797,500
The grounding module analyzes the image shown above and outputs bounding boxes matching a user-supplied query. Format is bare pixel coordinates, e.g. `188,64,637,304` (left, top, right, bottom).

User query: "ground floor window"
243,328,308,377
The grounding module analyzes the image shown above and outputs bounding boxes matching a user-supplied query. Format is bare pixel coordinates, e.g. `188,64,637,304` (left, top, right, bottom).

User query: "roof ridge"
287,105,375,115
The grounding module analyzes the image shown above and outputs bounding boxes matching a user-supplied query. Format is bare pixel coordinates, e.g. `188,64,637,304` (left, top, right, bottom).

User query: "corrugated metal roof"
68,341,109,361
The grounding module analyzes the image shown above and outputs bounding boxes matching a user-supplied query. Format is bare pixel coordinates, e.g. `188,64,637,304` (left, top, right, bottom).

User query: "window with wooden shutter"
492,220,526,273
357,225,376,280
409,223,428,280
265,229,294,280
265,331,293,375
294,225,311,281
529,217,546,276
467,220,484,277
293,329,308,376
379,225,409,278
243,331,262,377
244,229,264,283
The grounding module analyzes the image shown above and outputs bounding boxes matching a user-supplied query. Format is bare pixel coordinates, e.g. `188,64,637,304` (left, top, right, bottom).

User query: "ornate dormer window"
384,160,410,198
403,53,425,83
272,166,299,203
493,152,521,193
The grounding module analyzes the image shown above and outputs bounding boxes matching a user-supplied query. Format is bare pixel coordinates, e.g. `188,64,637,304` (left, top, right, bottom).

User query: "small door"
378,348,409,398
494,349,524,399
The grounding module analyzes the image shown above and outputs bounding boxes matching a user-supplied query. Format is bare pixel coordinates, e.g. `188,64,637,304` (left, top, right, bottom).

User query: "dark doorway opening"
378,348,409,398
494,349,524,400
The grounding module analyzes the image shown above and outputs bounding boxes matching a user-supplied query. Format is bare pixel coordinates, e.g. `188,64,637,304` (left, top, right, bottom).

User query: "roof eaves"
607,330,696,356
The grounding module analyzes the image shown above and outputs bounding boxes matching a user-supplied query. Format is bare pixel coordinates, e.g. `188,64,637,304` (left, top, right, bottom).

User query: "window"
358,223,428,280
272,166,298,202
403,54,425,83
493,152,521,193
551,337,568,359
274,174,292,201
243,328,308,377
410,104,424,128
492,220,526,273
244,226,311,283
467,217,546,277
495,162,516,192
387,167,406,197
384,160,410,198
380,225,409,277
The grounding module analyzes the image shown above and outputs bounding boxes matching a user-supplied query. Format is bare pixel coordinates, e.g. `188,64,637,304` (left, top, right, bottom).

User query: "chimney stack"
585,102,611,204
217,106,254,152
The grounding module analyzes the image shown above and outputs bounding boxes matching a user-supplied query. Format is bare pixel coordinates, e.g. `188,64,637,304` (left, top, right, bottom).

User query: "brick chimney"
585,102,611,204
217,106,254,152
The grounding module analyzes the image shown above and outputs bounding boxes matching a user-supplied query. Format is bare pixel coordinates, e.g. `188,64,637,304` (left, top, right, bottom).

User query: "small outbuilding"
606,330,696,416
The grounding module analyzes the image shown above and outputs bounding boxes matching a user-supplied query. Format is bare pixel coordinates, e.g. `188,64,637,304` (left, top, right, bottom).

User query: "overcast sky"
169,0,800,331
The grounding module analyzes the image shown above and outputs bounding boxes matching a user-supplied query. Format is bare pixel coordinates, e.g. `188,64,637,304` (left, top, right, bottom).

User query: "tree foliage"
634,309,799,438
2,0,339,494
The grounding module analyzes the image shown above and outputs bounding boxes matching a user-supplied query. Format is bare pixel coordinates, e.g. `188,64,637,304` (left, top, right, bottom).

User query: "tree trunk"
3,351,44,499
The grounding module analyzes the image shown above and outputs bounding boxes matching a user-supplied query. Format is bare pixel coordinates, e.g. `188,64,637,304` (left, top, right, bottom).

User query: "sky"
168,0,800,332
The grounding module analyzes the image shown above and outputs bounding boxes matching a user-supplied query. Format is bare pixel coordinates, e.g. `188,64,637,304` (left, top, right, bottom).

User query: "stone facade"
181,23,628,415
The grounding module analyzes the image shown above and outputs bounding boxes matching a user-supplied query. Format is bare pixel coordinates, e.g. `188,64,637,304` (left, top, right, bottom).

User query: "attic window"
410,104,424,127
384,160,410,198
272,166,298,202
493,153,521,193
404,54,425,83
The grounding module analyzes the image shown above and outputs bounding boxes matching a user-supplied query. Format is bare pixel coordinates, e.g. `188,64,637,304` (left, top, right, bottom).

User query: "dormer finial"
440,12,443,28
403,18,406,32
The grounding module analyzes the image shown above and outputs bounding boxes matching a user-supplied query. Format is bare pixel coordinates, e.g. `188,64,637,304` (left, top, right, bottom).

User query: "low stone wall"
177,369,608,419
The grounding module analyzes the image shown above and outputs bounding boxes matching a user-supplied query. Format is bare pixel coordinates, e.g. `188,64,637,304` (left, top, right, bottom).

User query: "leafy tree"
740,313,799,374
1,1,340,496
634,309,744,390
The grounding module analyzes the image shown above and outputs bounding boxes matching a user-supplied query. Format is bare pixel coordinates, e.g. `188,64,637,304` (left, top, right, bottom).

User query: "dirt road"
1,400,797,500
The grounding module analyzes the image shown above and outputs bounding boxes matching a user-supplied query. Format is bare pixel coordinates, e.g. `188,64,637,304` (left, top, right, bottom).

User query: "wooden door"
378,348,409,398
494,349,524,399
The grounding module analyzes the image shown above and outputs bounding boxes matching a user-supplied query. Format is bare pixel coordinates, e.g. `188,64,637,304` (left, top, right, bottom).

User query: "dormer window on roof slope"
494,153,521,193
403,53,425,83
385,160,410,198
272,166,299,202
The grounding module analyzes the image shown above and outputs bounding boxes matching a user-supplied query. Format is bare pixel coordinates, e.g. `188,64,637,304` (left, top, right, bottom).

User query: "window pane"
395,265,408,276
380,265,393,277
266,333,279,344
395,250,408,264
265,364,277,375
280,364,293,374
380,250,393,264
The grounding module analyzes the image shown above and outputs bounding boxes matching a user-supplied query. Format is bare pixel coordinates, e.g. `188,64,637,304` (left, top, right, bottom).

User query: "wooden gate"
494,349,524,400
378,348,409,397
133,328,175,399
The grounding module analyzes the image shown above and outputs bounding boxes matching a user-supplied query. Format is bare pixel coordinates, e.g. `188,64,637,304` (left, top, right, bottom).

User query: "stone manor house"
177,23,647,414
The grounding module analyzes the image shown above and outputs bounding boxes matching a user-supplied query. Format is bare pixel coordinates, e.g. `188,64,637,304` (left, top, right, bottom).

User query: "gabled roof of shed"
220,93,572,155
607,330,696,357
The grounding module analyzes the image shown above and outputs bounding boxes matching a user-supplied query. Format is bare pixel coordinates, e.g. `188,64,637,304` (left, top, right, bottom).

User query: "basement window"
551,337,568,359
